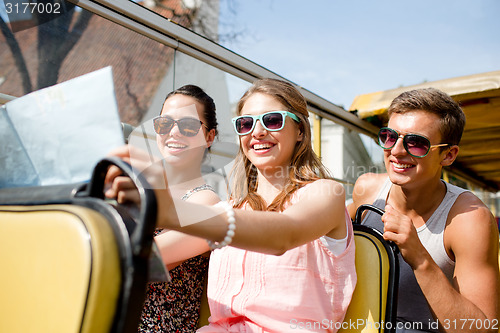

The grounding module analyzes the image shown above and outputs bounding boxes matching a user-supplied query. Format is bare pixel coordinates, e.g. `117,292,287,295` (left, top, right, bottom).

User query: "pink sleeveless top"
197,182,357,332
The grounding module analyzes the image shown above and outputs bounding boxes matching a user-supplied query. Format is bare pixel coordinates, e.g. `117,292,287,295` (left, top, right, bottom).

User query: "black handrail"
353,204,400,333
87,156,157,260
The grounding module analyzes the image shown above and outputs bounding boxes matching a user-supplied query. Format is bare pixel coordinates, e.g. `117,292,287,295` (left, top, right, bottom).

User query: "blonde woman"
108,78,356,332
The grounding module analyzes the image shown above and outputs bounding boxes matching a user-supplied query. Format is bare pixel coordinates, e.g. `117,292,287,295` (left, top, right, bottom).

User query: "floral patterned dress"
138,184,215,333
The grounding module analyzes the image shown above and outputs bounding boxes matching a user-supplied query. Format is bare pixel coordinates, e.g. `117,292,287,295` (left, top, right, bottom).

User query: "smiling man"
348,88,499,333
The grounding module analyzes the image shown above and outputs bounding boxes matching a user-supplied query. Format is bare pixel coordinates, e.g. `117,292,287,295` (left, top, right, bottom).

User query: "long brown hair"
229,78,332,212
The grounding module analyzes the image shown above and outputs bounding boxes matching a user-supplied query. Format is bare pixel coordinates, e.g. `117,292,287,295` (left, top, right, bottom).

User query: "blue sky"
219,0,500,109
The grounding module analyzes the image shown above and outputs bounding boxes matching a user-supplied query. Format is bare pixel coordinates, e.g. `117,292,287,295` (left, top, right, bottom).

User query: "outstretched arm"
106,145,348,255
165,179,347,255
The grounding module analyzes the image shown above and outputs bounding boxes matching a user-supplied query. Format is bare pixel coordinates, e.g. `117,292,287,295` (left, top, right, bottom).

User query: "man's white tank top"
362,177,467,332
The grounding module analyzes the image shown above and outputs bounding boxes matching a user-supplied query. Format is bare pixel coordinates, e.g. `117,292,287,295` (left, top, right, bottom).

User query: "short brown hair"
387,88,466,145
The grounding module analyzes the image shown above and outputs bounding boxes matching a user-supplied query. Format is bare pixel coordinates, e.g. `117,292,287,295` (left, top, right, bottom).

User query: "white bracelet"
207,201,236,250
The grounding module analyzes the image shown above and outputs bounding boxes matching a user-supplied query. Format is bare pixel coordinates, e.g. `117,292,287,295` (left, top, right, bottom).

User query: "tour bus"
0,1,498,332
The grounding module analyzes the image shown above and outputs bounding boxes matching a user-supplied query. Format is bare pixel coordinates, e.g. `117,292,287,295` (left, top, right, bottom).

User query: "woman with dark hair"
107,85,220,332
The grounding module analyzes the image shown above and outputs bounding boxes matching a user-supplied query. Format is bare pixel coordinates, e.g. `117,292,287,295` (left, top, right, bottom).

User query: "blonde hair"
229,78,332,212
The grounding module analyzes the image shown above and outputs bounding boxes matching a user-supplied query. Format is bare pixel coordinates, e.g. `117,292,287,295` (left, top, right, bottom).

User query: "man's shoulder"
354,173,388,196
352,172,388,206
451,190,492,219
356,172,388,187
447,190,497,242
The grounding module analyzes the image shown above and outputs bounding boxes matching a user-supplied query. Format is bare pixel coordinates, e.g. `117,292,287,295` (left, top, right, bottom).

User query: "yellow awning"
349,70,500,192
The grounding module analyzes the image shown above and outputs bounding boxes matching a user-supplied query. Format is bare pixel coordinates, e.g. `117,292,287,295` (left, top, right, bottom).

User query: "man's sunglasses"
153,115,203,137
232,111,300,136
378,127,449,158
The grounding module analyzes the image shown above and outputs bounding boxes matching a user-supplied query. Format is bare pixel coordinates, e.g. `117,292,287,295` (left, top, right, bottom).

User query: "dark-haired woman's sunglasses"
232,111,300,136
378,127,449,158
153,116,203,137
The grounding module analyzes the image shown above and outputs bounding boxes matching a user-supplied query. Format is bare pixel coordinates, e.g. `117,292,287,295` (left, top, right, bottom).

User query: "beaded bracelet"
207,201,236,250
